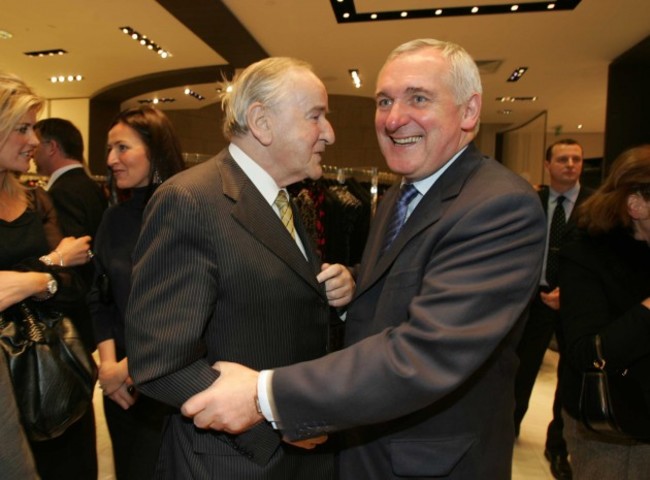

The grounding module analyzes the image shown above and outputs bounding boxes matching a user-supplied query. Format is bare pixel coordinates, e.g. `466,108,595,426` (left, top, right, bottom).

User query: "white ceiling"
1,0,648,134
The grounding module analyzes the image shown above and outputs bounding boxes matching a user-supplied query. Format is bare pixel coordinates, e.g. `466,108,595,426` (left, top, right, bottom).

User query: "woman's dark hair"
577,144,650,234
109,106,185,201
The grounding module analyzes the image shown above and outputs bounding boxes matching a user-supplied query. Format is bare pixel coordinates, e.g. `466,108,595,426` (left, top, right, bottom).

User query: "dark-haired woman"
89,106,185,479
560,145,650,479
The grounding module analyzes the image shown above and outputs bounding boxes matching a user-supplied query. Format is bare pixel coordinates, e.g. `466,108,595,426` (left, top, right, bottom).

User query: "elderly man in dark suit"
124,57,354,479
514,138,593,479
182,39,547,480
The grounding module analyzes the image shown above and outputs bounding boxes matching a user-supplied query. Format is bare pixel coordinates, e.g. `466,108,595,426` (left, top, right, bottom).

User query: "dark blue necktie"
545,195,566,288
381,183,418,255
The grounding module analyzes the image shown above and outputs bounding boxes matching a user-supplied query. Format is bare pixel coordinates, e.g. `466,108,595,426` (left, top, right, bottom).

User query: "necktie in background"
381,183,418,255
274,190,296,239
545,195,566,288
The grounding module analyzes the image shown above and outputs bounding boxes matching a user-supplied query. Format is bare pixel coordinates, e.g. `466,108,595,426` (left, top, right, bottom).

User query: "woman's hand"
0,270,52,310
54,236,93,267
99,358,137,409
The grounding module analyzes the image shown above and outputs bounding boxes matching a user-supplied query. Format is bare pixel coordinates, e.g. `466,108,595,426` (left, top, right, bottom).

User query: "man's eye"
377,98,391,108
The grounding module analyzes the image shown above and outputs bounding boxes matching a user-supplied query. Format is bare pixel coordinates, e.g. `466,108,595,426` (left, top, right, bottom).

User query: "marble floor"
95,349,561,479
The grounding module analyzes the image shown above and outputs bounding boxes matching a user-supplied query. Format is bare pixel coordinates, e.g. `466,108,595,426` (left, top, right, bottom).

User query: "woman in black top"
0,72,93,479
560,145,650,479
89,106,184,479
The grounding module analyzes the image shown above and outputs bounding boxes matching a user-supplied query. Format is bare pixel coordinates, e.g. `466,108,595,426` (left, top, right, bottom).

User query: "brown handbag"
579,335,650,440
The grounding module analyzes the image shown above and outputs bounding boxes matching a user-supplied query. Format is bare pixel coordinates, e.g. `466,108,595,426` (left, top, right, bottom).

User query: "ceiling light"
120,26,171,59
497,96,537,102
349,69,362,89
498,109,513,115
330,0,581,23
138,97,175,104
25,49,67,57
50,74,83,83
0,30,12,40
577,124,583,129
507,66,528,82
184,88,205,101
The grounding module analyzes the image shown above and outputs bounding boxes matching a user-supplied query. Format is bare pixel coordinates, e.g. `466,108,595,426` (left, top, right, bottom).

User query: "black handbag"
579,334,650,440
0,300,97,441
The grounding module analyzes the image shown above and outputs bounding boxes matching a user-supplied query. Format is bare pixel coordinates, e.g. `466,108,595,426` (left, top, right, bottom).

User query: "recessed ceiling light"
497,96,537,102
507,67,528,82
511,5,519,11
471,6,479,14
138,97,175,104
349,69,362,88
0,30,12,40
184,88,205,100
25,49,67,57
120,26,171,59
50,74,83,83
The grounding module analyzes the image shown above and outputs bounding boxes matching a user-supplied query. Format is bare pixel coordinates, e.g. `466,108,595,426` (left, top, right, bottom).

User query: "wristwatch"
45,274,58,296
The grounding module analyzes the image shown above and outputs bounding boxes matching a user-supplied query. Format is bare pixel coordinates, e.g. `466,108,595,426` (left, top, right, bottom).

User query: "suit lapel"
218,154,324,297
356,144,484,295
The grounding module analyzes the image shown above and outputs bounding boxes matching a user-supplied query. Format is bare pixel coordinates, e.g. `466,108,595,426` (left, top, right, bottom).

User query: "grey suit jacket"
125,150,335,479
271,143,547,479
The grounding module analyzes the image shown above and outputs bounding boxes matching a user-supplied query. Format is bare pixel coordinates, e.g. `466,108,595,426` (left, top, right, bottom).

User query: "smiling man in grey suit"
125,57,354,479
182,39,547,480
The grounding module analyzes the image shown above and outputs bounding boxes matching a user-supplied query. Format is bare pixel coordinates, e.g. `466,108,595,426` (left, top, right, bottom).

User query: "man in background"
181,39,546,480
31,117,106,480
514,138,592,480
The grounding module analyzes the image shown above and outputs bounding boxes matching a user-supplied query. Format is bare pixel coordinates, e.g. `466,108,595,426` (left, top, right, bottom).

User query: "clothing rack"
321,165,399,217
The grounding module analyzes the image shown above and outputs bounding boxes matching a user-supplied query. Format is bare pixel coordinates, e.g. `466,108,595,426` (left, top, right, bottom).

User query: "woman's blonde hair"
0,72,44,199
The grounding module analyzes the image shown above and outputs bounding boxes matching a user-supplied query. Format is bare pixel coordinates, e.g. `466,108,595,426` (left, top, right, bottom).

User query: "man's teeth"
392,136,421,145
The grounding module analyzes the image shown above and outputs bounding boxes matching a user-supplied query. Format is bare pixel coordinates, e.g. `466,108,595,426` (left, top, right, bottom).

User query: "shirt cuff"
257,370,281,429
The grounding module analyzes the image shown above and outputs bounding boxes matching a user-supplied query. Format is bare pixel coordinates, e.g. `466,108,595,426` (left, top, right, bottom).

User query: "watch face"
47,276,58,295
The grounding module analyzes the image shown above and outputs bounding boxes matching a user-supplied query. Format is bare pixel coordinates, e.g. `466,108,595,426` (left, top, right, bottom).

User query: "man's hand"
181,361,263,434
283,434,328,450
317,263,355,308
540,287,560,311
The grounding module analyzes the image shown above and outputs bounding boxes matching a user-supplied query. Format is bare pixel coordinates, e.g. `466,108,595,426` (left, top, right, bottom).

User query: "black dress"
89,187,173,480
0,187,97,480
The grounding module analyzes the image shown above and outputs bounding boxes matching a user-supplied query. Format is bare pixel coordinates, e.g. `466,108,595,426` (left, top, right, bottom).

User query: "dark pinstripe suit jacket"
125,150,335,479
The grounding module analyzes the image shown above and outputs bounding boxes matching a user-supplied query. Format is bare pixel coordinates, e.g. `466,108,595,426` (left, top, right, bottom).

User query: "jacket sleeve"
272,188,546,439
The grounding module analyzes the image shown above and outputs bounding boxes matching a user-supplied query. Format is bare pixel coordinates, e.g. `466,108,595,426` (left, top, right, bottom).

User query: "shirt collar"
228,143,283,206
45,163,84,190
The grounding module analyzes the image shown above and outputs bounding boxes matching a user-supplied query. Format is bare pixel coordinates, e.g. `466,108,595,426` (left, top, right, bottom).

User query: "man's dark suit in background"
514,139,592,480
31,118,106,479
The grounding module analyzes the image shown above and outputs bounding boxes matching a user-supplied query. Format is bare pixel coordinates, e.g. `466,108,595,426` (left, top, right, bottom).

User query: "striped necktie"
381,183,418,255
274,190,296,239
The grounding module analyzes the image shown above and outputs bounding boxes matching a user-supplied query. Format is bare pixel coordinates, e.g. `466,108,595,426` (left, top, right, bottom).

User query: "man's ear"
460,93,481,132
627,193,649,220
247,102,272,146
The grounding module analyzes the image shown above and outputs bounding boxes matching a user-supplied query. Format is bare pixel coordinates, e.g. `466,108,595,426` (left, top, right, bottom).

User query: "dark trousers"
514,290,567,455
29,404,98,480
103,392,173,480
